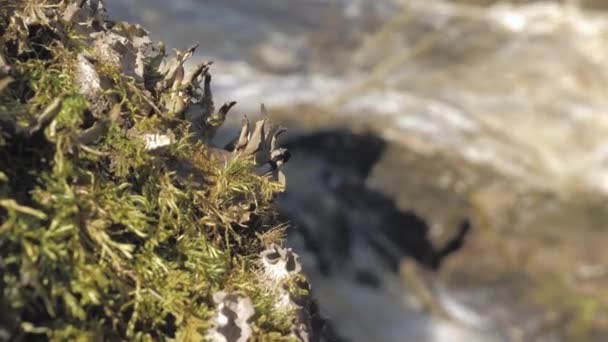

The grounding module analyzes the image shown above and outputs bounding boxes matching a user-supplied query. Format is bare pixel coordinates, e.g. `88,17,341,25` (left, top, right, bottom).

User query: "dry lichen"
0,0,300,340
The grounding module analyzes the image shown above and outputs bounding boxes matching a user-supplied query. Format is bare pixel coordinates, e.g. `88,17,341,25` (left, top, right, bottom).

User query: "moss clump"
0,1,297,340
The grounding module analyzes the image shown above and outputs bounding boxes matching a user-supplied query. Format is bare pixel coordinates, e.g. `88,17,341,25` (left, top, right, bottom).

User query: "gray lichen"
260,244,314,341
207,292,255,342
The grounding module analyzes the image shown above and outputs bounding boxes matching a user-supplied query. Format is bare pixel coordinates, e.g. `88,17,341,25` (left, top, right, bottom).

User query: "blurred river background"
106,0,608,340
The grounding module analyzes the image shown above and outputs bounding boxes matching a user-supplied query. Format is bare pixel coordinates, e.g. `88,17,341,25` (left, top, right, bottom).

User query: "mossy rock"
0,1,299,340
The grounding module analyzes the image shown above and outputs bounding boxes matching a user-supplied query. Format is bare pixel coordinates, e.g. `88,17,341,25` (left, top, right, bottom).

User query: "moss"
0,1,299,340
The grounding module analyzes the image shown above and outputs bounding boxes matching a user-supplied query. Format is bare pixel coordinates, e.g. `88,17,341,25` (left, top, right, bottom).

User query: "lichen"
0,1,301,340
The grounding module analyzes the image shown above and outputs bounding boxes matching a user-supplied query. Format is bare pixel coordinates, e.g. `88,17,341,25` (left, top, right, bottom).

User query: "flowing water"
106,1,608,340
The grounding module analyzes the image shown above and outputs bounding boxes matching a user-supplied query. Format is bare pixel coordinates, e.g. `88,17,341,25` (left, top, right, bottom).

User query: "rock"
91,31,141,82
75,53,115,117
75,53,103,99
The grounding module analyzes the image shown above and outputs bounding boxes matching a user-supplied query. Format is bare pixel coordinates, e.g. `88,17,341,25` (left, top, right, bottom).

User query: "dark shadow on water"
279,129,480,341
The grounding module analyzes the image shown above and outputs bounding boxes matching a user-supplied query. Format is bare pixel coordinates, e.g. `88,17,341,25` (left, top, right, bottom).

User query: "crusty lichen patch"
0,0,300,340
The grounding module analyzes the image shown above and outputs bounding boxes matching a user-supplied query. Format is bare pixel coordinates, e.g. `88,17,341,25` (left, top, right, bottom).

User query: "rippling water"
106,1,608,340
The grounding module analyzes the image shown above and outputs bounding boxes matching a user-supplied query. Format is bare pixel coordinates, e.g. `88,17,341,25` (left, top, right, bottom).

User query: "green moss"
0,1,300,340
